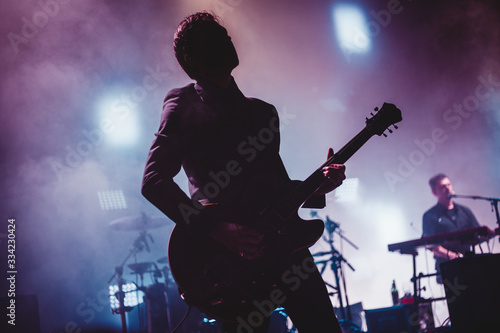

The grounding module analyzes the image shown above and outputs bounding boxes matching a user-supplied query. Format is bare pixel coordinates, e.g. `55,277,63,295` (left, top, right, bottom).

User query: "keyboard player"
422,173,480,284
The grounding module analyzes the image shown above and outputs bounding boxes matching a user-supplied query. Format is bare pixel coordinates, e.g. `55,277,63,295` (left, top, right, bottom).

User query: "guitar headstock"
365,103,402,137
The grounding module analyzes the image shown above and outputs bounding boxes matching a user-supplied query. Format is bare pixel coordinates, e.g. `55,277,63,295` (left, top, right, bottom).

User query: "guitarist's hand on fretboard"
208,222,264,259
314,148,346,196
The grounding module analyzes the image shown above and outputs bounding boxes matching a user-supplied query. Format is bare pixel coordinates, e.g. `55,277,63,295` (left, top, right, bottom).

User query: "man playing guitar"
142,12,345,333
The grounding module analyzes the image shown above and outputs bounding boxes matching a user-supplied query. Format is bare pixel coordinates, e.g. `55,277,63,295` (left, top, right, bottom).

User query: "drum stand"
107,214,172,333
107,231,152,333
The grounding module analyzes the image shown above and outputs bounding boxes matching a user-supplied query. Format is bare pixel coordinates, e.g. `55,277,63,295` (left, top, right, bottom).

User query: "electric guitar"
168,103,402,322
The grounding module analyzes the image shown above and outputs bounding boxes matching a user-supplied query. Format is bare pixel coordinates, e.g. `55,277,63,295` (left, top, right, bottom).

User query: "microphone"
325,216,339,234
448,193,456,198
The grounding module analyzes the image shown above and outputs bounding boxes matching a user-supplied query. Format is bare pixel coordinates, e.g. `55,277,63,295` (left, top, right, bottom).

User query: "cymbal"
128,262,154,275
109,215,171,231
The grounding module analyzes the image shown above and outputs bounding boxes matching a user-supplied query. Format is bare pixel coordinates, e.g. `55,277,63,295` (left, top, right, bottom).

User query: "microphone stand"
313,213,359,331
451,194,500,236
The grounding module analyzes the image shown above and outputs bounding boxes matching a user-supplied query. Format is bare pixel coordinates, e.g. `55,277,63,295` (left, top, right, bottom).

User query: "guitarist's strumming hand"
208,223,264,259
315,148,346,196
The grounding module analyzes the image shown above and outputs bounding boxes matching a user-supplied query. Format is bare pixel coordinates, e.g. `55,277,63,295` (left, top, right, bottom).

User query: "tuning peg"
388,128,393,133
374,107,379,112
383,133,387,137
393,125,398,130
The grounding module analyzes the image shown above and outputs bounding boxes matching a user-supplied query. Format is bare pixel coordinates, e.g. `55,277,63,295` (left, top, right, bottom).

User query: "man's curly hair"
173,12,221,80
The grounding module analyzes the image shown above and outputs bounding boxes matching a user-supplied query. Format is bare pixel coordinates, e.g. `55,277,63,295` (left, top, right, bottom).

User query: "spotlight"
108,283,144,312
96,93,141,148
333,3,371,55
98,190,127,210
334,177,359,202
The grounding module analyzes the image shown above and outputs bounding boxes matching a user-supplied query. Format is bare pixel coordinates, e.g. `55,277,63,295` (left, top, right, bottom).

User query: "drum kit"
106,213,208,333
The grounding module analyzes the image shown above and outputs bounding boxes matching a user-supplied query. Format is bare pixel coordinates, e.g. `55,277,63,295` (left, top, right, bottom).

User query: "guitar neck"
271,128,375,220
266,102,402,222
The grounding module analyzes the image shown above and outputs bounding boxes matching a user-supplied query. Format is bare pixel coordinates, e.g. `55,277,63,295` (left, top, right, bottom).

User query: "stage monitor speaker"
440,253,500,333
365,304,424,333
0,294,41,333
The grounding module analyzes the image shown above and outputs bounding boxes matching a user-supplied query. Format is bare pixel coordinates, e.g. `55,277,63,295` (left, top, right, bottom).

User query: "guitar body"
168,212,324,322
